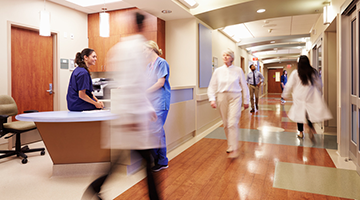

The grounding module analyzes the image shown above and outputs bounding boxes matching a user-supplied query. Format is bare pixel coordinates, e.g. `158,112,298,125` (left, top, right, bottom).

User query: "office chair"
0,95,45,164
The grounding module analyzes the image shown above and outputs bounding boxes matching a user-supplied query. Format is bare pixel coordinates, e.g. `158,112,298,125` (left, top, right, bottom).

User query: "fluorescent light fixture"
100,12,109,37
257,9,266,13
222,24,253,42
270,41,275,44
39,10,51,36
178,0,199,8
323,2,330,25
66,0,122,7
301,48,308,55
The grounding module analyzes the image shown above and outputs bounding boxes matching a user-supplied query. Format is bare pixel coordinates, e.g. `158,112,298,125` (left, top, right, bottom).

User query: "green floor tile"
274,162,360,199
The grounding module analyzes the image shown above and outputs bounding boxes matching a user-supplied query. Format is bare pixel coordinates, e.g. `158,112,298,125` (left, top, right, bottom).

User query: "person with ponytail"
144,40,171,171
282,55,332,140
66,48,104,111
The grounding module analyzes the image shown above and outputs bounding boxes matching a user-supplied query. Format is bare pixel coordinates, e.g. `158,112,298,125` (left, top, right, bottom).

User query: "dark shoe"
152,164,168,172
250,109,255,113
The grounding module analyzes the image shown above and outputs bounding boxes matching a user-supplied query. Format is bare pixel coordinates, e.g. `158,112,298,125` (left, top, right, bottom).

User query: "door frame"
340,1,360,175
7,21,59,111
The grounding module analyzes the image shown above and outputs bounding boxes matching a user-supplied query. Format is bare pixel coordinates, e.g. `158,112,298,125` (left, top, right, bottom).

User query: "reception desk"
16,111,117,176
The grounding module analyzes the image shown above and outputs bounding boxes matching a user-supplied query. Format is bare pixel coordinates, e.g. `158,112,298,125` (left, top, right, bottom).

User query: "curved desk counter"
16,111,117,176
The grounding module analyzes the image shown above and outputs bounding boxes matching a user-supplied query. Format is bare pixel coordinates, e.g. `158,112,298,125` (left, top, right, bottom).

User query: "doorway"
240,56,245,73
11,26,54,114
267,68,283,93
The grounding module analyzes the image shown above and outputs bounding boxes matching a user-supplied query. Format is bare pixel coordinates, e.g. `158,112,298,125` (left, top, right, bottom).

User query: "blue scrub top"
146,57,171,111
281,74,287,85
66,67,96,111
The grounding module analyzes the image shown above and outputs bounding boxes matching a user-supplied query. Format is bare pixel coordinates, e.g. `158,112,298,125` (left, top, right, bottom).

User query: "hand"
257,83,261,87
244,104,249,109
95,101,104,109
210,101,217,108
150,111,157,121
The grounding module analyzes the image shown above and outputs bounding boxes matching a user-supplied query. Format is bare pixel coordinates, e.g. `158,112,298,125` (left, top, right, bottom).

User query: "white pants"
217,92,242,151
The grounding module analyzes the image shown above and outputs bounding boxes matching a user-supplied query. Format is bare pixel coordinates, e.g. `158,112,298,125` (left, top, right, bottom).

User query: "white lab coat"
102,34,163,150
281,70,332,123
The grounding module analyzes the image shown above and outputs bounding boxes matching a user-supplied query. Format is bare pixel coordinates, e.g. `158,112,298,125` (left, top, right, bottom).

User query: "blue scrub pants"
151,110,169,166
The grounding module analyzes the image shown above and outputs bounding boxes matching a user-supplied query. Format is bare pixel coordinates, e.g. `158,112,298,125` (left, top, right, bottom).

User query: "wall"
166,18,197,88
324,31,337,131
0,0,88,111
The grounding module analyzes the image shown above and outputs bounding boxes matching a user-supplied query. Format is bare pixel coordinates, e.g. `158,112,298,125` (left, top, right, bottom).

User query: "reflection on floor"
118,94,357,200
0,94,357,200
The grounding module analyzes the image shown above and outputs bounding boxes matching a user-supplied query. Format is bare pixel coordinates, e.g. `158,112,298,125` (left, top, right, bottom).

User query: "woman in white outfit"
282,55,332,140
208,49,250,158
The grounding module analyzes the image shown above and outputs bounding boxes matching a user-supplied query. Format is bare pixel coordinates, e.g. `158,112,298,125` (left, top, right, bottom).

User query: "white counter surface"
16,110,118,122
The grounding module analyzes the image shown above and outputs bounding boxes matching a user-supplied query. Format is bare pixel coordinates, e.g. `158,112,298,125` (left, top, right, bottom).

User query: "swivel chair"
0,95,45,164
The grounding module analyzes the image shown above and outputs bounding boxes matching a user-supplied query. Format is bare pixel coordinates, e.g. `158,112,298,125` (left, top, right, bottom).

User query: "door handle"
46,83,53,94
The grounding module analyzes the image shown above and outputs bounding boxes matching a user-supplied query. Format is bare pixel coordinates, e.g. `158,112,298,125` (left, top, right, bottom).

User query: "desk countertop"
16,110,118,122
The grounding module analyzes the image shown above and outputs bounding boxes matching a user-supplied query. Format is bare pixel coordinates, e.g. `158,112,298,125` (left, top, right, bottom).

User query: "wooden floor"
116,94,349,200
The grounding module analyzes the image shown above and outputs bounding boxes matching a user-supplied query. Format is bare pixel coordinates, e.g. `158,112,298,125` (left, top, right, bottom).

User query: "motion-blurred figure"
282,55,332,140
82,12,161,200
144,41,171,172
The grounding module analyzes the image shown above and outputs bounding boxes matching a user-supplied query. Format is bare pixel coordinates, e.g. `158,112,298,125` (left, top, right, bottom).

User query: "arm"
208,70,218,108
79,90,104,109
257,72,265,86
147,77,165,93
92,93,104,107
240,69,250,108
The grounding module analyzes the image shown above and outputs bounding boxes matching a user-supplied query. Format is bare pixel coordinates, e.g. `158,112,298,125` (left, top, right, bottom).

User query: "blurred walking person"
208,49,250,158
282,55,332,140
82,12,161,200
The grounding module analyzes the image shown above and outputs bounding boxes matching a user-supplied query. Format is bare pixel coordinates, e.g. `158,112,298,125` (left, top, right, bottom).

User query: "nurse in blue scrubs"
145,40,171,172
66,48,104,111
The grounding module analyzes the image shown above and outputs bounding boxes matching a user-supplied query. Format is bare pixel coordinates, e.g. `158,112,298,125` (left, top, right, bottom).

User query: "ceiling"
48,0,329,65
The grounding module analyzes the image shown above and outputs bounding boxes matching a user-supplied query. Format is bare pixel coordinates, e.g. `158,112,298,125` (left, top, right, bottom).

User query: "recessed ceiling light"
257,9,266,13
161,10,172,14
270,41,275,44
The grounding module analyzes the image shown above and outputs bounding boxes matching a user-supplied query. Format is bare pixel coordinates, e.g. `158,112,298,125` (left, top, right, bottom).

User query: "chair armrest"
24,110,39,113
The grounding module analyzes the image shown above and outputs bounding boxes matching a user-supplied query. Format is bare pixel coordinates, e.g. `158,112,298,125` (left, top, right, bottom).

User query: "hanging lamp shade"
99,12,109,37
39,10,51,36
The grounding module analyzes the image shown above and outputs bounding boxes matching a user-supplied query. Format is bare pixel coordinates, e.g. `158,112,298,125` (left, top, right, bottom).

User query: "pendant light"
99,0,109,37
39,0,51,36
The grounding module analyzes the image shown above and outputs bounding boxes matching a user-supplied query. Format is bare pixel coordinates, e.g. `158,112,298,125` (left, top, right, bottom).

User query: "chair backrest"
0,95,18,116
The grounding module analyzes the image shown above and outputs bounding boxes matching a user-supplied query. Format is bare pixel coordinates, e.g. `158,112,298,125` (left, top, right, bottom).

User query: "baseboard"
52,162,111,177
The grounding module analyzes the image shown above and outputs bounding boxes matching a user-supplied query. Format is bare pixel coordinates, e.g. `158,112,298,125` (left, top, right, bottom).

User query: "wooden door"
11,27,53,114
268,69,283,93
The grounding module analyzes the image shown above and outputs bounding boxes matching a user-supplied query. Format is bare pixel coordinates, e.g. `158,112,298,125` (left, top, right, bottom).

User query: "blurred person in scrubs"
144,40,171,172
66,48,104,111
282,55,332,140
83,13,161,200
